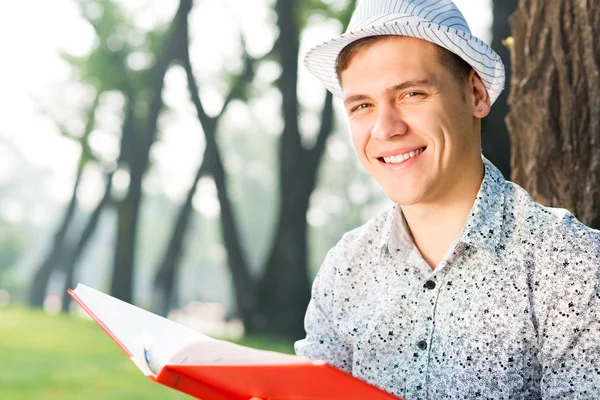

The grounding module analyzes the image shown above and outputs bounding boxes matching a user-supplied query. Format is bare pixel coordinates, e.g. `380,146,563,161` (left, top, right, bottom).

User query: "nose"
370,104,408,140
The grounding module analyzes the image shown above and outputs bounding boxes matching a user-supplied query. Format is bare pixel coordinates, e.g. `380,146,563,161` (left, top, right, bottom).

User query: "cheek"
443,107,474,153
349,120,371,157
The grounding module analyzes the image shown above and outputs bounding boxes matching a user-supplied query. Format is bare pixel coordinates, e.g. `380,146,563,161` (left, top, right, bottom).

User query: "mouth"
378,147,427,164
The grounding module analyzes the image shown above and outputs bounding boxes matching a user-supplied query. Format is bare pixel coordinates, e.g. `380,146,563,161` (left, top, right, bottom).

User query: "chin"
383,189,425,207
378,176,429,206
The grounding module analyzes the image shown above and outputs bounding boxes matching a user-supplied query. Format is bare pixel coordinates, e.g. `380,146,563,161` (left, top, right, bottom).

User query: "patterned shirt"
295,159,600,399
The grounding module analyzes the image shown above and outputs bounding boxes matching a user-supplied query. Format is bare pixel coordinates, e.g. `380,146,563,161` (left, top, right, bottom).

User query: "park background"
1,0,597,398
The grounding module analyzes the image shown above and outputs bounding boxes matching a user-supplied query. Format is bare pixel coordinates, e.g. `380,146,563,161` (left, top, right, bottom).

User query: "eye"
404,92,425,99
350,103,372,113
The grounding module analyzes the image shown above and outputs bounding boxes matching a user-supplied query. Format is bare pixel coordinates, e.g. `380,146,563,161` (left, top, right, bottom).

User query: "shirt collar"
378,157,506,256
378,204,413,257
459,158,506,251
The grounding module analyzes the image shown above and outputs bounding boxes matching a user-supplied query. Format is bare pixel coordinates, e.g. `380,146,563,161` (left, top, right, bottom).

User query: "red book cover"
68,284,402,400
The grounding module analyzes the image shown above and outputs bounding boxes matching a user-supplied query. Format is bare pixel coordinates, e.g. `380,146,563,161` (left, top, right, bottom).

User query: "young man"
295,0,600,398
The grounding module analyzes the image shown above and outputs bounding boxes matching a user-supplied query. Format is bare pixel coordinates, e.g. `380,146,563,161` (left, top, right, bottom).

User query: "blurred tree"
221,0,354,339
27,0,176,305
28,95,99,308
0,219,26,288
151,23,257,316
250,0,335,339
109,0,192,303
60,170,114,312
28,0,193,306
152,0,355,339
507,0,600,227
482,0,519,178
28,0,364,341
205,0,357,340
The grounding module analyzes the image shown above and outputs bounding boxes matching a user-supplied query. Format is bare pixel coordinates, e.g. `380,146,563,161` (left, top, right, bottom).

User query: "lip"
376,146,427,159
377,146,427,169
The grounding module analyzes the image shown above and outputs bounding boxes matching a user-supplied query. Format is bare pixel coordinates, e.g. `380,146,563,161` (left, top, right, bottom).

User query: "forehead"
340,37,443,92
344,35,440,70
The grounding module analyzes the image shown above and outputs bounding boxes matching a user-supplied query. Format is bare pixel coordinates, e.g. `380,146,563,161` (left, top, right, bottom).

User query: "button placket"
405,275,439,399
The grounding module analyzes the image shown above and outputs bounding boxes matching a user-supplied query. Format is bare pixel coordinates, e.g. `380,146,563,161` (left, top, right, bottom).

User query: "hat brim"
304,14,505,105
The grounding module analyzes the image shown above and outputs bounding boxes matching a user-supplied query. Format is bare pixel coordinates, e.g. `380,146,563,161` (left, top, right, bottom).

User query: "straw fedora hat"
304,0,505,105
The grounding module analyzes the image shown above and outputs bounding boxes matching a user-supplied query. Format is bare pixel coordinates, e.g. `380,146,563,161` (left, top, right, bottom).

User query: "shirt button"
417,340,428,350
424,280,436,290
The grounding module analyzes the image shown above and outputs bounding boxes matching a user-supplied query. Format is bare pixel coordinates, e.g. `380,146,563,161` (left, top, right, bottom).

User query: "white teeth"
382,148,424,164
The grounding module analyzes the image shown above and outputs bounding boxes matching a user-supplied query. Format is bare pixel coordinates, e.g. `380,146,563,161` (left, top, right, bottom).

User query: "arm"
537,224,600,397
539,297,600,398
294,245,353,373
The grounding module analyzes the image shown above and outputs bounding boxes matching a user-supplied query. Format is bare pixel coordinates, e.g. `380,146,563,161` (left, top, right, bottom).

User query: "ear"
468,69,491,118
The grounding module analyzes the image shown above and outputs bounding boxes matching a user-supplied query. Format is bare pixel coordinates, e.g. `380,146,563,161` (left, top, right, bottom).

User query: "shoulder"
506,180,598,238
316,205,394,280
504,180,600,272
330,205,394,258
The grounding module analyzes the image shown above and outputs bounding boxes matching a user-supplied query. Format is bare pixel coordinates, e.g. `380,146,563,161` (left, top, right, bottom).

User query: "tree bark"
110,0,192,303
506,0,600,227
482,0,519,178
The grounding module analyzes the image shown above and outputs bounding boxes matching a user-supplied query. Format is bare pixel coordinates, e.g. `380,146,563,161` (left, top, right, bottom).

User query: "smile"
379,147,427,164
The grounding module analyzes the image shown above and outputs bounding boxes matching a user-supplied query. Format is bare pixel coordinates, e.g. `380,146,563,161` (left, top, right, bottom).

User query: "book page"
167,338,314,366
72,284,213,376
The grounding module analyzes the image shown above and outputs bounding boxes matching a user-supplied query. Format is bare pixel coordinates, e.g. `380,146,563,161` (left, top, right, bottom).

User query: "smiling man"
294,0,600,399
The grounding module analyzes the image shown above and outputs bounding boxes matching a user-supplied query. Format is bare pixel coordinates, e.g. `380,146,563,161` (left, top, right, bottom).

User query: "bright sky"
0,0,491,225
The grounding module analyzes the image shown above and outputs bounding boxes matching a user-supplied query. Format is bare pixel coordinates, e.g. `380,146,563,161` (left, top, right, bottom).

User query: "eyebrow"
388,79,434,93
343,79,435,106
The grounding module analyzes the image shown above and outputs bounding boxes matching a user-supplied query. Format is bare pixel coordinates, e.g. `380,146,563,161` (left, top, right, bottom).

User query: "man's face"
340,36,485,207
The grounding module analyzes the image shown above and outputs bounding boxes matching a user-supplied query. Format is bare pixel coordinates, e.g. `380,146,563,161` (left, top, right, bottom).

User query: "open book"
68,284,402,400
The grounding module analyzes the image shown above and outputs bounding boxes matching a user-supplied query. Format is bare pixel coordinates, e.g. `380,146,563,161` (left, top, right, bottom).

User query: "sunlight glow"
0,144,17,184
1,201,26,224
77,163,106,211
113,168,131,195
307,207,328,228
327,136,350,162
192,177,221,219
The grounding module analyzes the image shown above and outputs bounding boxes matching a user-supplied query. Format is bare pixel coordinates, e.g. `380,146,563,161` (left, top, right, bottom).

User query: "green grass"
0,306,294,399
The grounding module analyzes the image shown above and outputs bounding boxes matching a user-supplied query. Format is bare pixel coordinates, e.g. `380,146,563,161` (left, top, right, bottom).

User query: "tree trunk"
175,0,343,339
150,5,258,317
28,90,101,307
482,0,519,178
61,172,114,313
152,158,210,317
506,0,600,227
28,164,83,307
110,0,192,303
246,0,338,340
210,137,259,323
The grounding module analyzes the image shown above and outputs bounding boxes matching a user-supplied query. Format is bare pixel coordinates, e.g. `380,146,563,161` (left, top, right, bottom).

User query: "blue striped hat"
304,0,505,105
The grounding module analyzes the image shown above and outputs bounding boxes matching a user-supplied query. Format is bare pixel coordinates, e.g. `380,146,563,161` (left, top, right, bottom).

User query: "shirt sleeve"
537,224,600,398
294,245,353,373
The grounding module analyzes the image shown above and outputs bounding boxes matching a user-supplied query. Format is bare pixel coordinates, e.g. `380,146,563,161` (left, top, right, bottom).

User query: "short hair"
335,35,473,89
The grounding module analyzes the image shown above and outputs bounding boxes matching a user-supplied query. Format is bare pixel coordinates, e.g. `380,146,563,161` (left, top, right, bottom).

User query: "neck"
401,157,485,270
